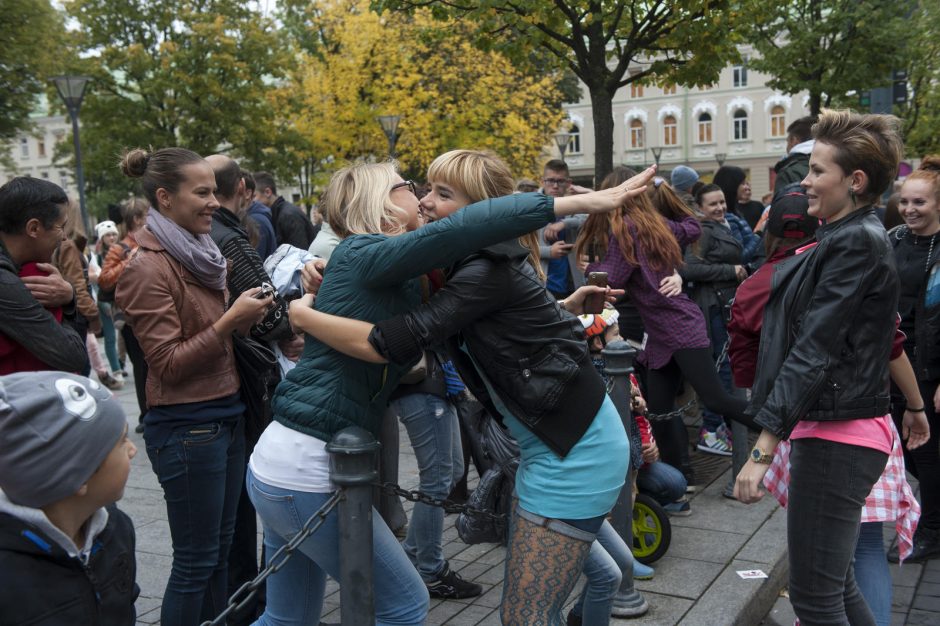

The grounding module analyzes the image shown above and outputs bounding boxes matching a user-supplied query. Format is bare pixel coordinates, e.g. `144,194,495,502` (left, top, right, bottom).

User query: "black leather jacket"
889,224,940,382
372,239,606,457
748,208,899,439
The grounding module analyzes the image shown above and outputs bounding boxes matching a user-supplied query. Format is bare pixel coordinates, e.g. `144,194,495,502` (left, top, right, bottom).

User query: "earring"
849,188,857,206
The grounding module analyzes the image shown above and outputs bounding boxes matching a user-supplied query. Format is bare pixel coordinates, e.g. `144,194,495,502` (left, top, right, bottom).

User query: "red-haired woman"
887,155,940,562
579,169,753,484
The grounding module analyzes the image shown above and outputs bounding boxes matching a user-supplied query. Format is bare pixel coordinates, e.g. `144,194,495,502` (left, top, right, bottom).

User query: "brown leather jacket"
115,227,239,407
98,234,137,291
54,239,101,334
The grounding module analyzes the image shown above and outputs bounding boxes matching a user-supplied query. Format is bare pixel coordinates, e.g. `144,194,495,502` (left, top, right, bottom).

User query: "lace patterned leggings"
500,506,596,625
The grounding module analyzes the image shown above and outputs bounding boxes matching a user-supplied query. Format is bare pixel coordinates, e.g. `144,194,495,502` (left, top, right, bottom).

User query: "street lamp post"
376,115,402,159
51,75,92,235
650,146,664,167
554,131,572,161
715,152,727,168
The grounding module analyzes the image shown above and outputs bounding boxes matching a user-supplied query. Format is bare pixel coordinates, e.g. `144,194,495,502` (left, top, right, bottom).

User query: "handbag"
232,333,280,441
398,350,429,384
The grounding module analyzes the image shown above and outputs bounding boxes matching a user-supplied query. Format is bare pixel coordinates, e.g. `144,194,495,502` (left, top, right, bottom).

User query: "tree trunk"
589,84,616,186
809,90,823,117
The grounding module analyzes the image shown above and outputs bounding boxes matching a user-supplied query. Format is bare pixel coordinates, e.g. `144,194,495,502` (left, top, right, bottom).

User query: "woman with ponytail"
115,147,272,625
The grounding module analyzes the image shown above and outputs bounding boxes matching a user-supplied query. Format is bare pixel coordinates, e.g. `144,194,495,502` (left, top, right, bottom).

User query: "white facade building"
560,49,810,197
1,113,79,201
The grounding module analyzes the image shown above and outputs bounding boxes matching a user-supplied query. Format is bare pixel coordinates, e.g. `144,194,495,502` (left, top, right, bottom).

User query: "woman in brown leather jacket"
100,198,149,424
115,147,271,626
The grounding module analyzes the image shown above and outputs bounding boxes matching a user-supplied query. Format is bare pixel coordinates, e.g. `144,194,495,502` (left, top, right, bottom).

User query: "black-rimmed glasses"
391,180,417,196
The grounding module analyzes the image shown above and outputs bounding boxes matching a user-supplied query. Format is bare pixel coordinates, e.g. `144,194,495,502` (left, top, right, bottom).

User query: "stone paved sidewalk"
113,373,786,626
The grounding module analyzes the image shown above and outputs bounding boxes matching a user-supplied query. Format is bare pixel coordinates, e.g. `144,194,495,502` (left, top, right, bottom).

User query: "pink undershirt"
790,414,893,455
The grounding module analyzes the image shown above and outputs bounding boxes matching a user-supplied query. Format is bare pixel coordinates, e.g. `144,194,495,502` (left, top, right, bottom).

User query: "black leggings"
645,347,755,479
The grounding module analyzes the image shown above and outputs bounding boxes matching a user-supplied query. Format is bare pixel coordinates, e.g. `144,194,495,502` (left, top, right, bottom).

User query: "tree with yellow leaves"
279,0,566,186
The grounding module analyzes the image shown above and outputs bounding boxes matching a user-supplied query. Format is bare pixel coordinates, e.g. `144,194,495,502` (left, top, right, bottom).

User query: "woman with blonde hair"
734,111,929,624
249,155,651,625
283,151,654,624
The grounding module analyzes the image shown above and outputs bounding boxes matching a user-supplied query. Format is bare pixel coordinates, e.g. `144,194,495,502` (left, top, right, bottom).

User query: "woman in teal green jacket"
246,160,654,625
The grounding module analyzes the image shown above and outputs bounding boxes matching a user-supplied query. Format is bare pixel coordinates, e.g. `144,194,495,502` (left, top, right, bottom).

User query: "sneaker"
633,560,655,580
697,427,732,456
717,422,734,446
425,563,482,599
99,371,124,391
664,499,691,517
611,589,650,617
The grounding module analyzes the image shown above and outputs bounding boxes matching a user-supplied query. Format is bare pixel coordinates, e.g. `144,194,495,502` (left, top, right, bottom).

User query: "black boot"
888,526,940,563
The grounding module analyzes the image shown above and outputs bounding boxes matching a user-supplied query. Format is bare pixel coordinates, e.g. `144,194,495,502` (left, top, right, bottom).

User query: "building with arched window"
663,115,678,146
732,109,749,141
697,112,713,144
556,46,810,194
769,105,787,138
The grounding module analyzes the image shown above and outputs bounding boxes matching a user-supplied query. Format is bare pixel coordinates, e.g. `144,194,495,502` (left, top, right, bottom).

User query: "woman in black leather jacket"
293,151,654,624
888,156,940,562
733,110,929,625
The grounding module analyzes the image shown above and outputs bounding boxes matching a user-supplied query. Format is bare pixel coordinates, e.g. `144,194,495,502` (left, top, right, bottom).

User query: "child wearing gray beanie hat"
0,372,138,625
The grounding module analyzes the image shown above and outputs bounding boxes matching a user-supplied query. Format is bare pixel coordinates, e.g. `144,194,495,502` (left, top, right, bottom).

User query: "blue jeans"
98,301,121,373
246,469,429,626
788,439,888,626
145,419,245,626
702,306,732,432
854,521,890,626
391,393,462,581
570,520,638,624
636,460,687,506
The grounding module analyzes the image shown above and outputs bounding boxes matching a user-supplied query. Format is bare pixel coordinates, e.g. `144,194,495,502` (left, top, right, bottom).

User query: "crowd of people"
0,108,937,626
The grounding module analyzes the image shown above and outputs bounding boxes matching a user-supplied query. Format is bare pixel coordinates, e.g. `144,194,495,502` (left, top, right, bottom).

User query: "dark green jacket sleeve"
347,193,555,288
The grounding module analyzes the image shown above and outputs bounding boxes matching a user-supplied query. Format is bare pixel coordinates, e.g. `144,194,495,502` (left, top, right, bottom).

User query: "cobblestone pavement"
112,368,787,625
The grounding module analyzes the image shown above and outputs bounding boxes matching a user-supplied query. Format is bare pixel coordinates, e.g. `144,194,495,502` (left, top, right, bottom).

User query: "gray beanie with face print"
0,372,126,508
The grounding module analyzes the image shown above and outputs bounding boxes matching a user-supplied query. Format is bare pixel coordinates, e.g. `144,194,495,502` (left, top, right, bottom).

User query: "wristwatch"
750,446,773,464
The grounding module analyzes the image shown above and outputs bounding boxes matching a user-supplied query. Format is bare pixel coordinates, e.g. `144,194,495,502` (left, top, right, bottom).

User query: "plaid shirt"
763,419,920,561
588,216,709,369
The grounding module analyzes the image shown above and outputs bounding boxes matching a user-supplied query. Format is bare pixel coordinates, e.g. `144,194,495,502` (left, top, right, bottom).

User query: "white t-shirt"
249,421,333,492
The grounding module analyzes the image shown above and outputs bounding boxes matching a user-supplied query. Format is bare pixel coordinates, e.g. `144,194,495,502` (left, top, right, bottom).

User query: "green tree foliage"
897,1,940,157
375,0,743,182
64,0,295,216
0,0,64,142
746,0,908,117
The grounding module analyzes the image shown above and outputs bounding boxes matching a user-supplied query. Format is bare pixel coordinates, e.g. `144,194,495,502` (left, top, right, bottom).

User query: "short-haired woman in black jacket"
291,151,652,624
733,111,929,625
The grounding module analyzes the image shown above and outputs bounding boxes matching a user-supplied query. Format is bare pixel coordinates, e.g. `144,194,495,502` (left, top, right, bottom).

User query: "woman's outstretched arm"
289,295,386,363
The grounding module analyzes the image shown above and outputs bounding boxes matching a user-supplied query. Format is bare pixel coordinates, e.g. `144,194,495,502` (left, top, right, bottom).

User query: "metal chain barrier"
199,491,343,626
374,481,508,521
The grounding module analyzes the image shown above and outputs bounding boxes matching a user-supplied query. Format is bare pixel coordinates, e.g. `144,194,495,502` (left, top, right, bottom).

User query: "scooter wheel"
632,492,671,564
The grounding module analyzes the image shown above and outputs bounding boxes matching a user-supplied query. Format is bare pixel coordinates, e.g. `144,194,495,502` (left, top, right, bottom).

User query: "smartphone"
254,282,274,299
564,227,576,245
584,272,607,314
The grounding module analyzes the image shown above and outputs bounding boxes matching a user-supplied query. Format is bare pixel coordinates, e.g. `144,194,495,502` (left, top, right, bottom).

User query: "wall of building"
0,114,79,201
560,48,810,198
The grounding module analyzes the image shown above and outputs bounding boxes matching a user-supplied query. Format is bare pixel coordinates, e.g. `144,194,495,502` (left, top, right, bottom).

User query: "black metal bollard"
327,427,380,626
602,340,638,545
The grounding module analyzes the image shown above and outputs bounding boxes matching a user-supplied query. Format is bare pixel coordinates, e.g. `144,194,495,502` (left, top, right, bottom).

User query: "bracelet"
906,406,926,413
